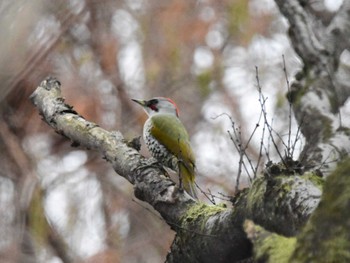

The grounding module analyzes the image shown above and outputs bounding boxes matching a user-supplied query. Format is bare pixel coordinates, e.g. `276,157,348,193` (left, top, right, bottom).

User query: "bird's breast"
143,119,178,170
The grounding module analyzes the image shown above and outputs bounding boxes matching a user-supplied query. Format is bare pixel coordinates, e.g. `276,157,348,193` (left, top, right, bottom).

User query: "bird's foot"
137,158,169,176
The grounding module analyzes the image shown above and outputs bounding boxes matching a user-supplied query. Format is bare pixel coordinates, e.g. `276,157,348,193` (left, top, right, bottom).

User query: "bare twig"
282,55,293,157
256,66,286,166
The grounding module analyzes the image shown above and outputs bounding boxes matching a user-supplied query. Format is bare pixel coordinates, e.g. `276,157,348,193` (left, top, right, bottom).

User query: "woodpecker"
132,97,198,199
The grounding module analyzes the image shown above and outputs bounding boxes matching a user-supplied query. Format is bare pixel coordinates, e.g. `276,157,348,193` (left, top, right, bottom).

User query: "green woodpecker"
132,97,198,199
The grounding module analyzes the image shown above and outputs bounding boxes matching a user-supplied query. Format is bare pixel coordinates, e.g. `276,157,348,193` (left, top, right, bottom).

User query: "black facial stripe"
147,99,158,106
147,99,159,111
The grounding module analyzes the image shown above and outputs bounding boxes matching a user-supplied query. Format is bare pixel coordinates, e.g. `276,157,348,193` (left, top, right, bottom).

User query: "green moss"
301,172,324,189
337,126,350,136
322,233,350,260
319,115,333,141
280,179,292,192
303,68,315,87
291,83,308,107
254,229,296,263
328,91,340,114
179,202,227,239
246,177,267,211
246,175,297,211
292,159,350,262
290,68,315,107
184,202,226,222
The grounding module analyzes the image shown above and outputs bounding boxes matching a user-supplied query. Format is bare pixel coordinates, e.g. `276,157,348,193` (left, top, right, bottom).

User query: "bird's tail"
179,163,198,199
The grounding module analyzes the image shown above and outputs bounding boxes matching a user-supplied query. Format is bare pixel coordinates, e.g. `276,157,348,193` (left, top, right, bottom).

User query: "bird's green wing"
150,114,195,170
151,114,197,198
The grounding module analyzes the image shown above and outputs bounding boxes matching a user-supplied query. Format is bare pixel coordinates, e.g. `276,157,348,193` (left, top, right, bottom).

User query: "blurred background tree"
0,0,347,262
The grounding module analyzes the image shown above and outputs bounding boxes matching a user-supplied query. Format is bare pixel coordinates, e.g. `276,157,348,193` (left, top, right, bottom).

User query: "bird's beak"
131,99,146,107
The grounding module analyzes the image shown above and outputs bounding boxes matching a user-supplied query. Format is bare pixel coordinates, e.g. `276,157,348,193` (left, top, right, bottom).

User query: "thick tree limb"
243,172,321,237
274,0,327,67
246,159,350,263
244,220,296,262
291,158,350,262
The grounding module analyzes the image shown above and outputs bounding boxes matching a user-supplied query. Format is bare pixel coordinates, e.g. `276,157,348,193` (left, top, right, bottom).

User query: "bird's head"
132,97,179,117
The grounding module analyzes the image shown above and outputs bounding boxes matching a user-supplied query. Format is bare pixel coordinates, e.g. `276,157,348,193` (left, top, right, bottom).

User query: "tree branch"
274,0,327,67
30,77,251,262
274,0,350,175
245,158,350,262
291,158,350,262
30,76,194,207
244,171,321,237
327,1,350,57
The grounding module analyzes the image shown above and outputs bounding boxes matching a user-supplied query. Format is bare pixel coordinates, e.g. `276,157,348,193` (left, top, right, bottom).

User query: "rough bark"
291,158,350,262
244,220,296,262
274,0,350,175
243,171,321,237
245,158,350,263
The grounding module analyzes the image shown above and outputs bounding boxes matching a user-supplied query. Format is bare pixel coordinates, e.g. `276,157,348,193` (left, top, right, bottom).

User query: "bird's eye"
147,99,159,111
149,104,158,111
